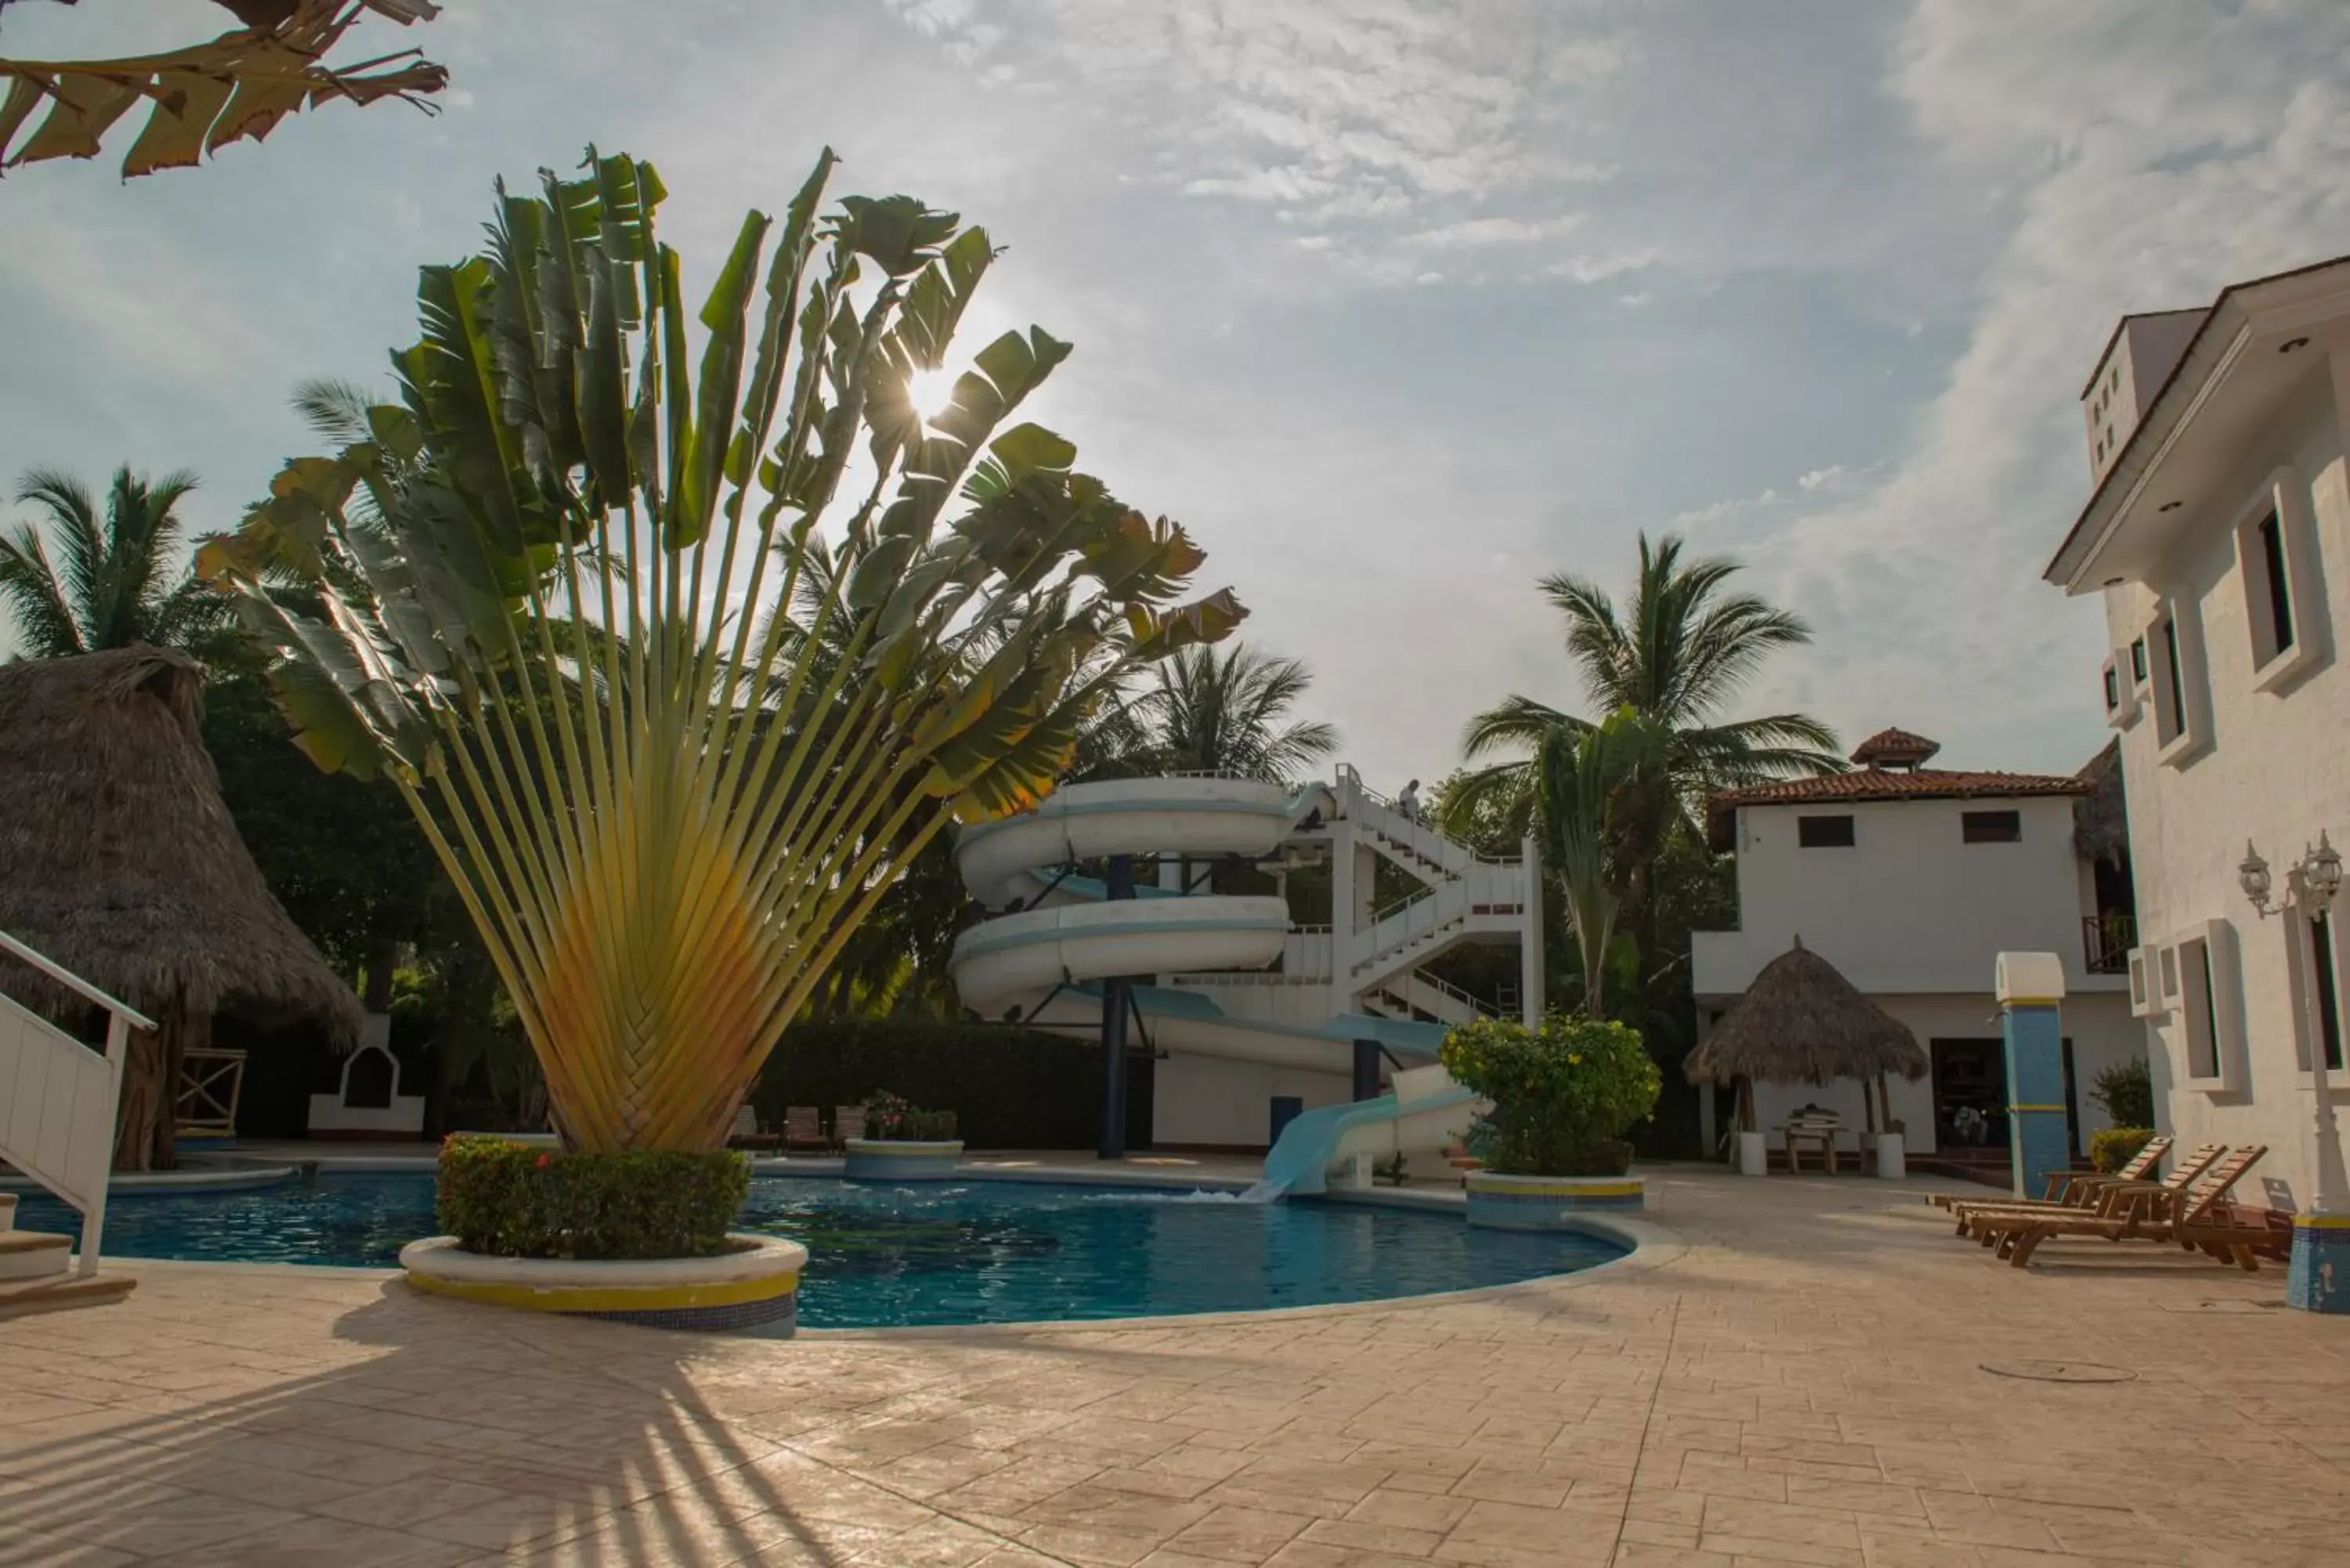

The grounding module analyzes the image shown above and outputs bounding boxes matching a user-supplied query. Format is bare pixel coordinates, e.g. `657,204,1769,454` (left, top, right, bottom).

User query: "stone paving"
2,1164,2346,1568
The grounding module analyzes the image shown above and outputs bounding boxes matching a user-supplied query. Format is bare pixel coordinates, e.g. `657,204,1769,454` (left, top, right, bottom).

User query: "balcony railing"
2083,914,2135,975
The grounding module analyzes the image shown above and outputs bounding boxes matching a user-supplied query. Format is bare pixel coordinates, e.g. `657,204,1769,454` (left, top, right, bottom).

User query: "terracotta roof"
1706,767,2093,851
1849,727,1940,768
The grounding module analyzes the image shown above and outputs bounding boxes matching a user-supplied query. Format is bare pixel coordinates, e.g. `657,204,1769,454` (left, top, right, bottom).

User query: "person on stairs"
1397,779,1422,824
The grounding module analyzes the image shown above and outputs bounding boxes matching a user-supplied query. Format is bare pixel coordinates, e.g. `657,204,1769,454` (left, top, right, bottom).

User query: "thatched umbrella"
0,647,360,1170
2072,738,2128,866
1684,938,1928,1135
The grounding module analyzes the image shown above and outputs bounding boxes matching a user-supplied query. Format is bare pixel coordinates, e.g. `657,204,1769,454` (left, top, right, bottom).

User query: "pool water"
11,1174,1624,1328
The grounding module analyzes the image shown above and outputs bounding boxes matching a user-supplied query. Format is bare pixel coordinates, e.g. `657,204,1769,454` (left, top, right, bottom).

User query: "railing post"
78,1010,131,1278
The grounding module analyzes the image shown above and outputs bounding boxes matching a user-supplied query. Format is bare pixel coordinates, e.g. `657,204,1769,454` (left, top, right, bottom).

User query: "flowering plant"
1439,1013,1658,1176
862,1091,956,1141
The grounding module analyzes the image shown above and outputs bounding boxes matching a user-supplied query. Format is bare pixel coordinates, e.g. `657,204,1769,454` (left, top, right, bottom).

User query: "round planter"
843,1138,964,1182
399,1234,805,1335
1465,1170,1645,1230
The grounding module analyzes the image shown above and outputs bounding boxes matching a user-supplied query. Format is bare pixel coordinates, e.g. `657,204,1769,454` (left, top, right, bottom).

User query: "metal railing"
2082,914,2136,975
0,927,153,1278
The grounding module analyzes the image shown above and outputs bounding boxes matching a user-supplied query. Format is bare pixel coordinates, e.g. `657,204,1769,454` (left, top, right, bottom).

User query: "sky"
5,0,2349,790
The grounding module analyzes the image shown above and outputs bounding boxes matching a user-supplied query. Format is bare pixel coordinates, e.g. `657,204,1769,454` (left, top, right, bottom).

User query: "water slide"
1251,1064,1483,1198
949,775,1485,1187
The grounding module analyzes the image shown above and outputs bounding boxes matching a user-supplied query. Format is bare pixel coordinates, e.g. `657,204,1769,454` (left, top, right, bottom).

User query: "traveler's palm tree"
1449,533,1838,844
0,467,226,659
1123,642,1340,783
199,149,1245,1153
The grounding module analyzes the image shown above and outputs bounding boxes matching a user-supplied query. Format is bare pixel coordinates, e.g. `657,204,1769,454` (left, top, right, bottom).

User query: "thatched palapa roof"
1684,938,1927,1086
0,647,360,1039
2072,738,2129,866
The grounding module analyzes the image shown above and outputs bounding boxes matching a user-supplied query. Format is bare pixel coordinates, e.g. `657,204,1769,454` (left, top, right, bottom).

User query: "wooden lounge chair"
1947,1141,2224,1237
1991,1146,2272,1270
1784,1111,1842,1173
782,1106,827,1152
833,1103,870,1149
726,1104,782,1151
1926,1134,2171,1210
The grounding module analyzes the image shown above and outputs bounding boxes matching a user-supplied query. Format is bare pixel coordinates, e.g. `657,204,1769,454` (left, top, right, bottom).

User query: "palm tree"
1121,642,1340,783
1449,533,1838,998
0,467,225,659
1538,709,1676,1013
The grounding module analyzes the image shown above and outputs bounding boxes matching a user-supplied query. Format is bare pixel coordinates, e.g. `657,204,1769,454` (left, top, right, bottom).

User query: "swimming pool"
12,1172,1625,1329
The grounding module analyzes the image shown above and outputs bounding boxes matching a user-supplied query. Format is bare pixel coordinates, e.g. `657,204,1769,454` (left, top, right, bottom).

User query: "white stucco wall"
1152,1053,1350,1151
1693,794,2123,998
1741,992,2142,1157
2095,353,2350,1216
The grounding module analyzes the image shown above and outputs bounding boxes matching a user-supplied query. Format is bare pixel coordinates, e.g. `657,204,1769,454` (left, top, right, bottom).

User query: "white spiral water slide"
949,776,1484,1189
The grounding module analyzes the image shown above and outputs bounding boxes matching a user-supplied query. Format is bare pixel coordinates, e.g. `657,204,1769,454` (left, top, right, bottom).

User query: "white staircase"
0,930,144,1320
1331,768,1540,1023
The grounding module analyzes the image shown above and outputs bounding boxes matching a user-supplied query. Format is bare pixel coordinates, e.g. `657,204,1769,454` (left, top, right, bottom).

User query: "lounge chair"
1925,1134,2171,1210
1949,1142,2223,1238
1990,1146,2274,1270
833,1103,870,1149
1784,1111,1842,1173
782,1105,826,1152
726,1104,782,1151
1974,1147,2265,1269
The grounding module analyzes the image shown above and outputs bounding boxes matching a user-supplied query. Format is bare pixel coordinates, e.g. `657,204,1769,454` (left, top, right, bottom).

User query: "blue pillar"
2287,1217,2350,1313
1996,952,2070,1201
1097,854,1135,1160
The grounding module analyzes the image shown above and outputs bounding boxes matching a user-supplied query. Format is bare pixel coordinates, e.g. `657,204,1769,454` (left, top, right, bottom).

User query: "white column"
1520,833,1544,1026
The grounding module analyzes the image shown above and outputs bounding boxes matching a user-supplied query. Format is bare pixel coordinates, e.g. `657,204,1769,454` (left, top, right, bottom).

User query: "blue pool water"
11,1174,1623,1328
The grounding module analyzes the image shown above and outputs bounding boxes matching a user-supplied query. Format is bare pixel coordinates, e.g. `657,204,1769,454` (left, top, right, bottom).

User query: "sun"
906,367,960,424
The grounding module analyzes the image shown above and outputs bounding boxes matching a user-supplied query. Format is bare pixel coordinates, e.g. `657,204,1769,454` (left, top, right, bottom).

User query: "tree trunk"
112,1017,164,1173
149,1004,201,1172
112,996,196,1173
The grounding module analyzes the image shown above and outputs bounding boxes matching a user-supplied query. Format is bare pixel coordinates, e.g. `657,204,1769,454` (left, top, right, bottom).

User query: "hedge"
753,1019,1099,1149
437,1136,749,1259
2089,1125,2157,1175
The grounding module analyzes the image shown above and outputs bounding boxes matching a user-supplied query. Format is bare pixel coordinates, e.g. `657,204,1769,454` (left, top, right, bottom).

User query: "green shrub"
2088,1126,2156,1175
752,1020,1097,1148
436,1135,750,1259
2088,1057,2154,1129
1439,1013,1660,1176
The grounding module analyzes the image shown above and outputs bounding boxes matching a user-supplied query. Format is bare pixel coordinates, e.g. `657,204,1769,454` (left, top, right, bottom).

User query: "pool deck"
3,1162,2347,1567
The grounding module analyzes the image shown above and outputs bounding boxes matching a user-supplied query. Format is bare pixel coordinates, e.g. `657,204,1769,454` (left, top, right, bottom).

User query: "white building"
2044,256,2350,1218
1691,728,2143,1165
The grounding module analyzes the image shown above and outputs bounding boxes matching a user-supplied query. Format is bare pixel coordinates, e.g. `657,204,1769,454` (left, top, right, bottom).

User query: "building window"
1798,815,1855,848
2236,471,2322,691
2182,937,2222,1080
2312,917,2345,1073
2145,598,2206,762
2174,921,2244,1092
2254,509,2294,656
2102,663,2120,714
1961,810,2022,844
2129,637,2147,686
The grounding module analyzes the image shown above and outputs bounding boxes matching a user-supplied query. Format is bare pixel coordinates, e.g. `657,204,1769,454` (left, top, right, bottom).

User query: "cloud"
878,0,1633,284
1710,0,2350,767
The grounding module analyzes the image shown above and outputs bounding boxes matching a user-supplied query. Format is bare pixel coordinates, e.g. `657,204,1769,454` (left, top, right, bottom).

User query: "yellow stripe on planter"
1469,1178,1643,1199
405,1268,798,1314
398,1234,808,1333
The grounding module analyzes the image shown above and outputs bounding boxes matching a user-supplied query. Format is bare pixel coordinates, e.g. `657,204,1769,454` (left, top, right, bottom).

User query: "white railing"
0,929,150,1277
1390,967,1504,1022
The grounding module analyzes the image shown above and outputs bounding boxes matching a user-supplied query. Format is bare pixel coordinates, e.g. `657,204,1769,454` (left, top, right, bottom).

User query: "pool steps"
0,1194,137,1320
